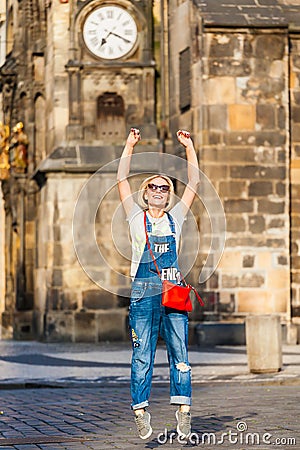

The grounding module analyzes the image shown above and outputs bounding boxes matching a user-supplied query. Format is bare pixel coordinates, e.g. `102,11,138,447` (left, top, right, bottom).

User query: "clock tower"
62,0,158,148
30,0,160,341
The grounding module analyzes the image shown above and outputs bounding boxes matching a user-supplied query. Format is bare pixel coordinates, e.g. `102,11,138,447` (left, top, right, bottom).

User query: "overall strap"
144,211,161,278
166,212,176,234
143,210,176,280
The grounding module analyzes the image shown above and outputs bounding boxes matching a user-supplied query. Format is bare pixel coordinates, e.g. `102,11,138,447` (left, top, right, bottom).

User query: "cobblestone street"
0,340,299,449
0,384,299,449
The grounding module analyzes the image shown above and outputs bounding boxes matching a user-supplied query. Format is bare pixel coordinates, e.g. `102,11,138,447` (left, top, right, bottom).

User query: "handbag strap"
189,285,205,306
143,211,204,307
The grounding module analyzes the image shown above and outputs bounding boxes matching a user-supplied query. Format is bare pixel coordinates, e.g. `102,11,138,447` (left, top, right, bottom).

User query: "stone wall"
81,68,157,143
2,0,299,342
34,173,130,342
0,0,161,341
290,36,300,321
200,30,290,318
168,0,291,321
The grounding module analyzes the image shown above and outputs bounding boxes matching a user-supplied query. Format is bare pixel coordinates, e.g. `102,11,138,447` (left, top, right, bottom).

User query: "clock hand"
108,31,132,44
100,31,112,47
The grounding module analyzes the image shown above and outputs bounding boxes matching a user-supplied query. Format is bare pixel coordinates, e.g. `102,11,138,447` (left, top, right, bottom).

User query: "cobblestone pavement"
0,341,299,449
0,384,299,449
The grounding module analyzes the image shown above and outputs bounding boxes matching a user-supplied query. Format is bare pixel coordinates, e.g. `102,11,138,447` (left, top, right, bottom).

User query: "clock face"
82,5,138,60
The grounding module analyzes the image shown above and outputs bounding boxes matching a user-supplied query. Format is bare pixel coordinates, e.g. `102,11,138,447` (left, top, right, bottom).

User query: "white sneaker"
134,411,153,440
175,409,191,439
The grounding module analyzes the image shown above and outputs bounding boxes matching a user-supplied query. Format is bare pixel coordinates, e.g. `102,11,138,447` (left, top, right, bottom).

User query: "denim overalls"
129,211,191,411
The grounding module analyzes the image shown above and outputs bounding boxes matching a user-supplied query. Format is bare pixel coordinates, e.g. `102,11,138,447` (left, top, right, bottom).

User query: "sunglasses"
148,183,170,193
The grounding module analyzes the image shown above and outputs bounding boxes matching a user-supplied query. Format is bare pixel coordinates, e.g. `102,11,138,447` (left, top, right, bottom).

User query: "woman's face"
145,177,170,209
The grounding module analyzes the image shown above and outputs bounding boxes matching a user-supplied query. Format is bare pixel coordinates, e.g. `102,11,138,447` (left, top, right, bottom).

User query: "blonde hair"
137,175,175,212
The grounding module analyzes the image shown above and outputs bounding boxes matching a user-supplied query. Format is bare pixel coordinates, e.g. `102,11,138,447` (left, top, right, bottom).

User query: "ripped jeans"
129,280,191,410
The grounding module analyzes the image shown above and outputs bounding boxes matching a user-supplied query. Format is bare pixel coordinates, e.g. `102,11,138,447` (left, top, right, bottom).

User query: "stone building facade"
0,0,300,342
168,0,300,342
0,0,160,340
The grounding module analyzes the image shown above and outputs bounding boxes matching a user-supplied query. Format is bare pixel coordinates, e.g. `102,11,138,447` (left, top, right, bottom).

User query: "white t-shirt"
128,202,186,278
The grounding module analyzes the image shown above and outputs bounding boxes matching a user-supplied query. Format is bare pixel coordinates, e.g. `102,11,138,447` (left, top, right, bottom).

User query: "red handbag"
144,211,204,312
162,279,193,311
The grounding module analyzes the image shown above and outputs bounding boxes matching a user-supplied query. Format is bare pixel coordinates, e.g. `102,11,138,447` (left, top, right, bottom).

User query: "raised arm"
117,128,141,216
177,130,200,213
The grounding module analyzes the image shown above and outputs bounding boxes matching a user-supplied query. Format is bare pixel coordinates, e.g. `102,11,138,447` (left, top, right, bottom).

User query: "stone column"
65,61,84,140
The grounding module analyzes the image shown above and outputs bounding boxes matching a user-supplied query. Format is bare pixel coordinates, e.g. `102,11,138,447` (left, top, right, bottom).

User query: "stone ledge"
34,143,162,174
194,0,300,28
42,309,129,343
192,320,300,346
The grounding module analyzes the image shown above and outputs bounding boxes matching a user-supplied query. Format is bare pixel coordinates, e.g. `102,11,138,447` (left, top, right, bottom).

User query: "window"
97,92,125,141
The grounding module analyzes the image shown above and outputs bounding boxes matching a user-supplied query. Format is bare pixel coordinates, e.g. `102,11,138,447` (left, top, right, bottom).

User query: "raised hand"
177,130,192,147
126,128,141,147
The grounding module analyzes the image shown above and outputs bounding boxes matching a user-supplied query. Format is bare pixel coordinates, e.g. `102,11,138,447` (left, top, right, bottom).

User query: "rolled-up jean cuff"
131,400,149,411
170,396,191,406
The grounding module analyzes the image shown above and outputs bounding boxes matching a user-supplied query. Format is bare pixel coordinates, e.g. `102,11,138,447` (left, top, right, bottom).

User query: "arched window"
97,92,125,142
